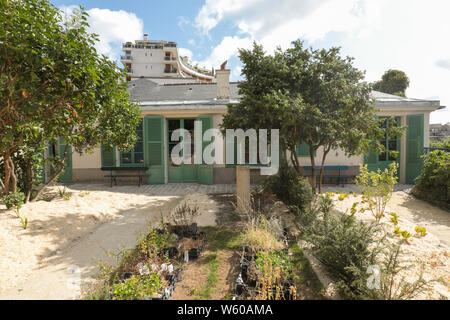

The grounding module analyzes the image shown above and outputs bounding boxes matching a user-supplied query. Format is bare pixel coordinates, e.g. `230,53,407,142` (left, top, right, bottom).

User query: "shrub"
305,212,384,286
1,191,28,229
2,191,25,210
293,193,334,229
242,216,284,252
339,243,431,300
111,274,161,300
355,162,398,222
168,201,199,227
264,164,313,213
411,150,450,210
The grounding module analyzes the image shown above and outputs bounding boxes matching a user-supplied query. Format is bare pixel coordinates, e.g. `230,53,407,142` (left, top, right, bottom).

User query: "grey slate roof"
128,78,441,108
127,78,240,103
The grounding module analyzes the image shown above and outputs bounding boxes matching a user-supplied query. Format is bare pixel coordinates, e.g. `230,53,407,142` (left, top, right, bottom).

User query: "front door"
167,118,198,183
405,114,424,184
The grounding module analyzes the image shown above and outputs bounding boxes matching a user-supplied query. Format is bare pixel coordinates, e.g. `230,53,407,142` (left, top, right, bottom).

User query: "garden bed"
86,223,207,300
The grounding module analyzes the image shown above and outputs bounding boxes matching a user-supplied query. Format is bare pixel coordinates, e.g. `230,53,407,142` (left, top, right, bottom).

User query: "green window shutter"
147,117,163,166
57,137,72,183
145,116,164,184
197,115,214,184
296,142,316,157
406,114,424,184
101,145,116,167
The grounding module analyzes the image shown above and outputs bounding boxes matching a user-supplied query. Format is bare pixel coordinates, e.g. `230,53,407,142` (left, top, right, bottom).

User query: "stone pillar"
236,166,250,212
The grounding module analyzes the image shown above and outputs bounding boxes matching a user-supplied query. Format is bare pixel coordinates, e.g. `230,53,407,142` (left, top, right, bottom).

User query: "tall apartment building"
121,34,215,82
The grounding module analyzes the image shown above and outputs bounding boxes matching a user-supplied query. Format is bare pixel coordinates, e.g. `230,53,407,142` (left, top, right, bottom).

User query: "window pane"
135,153,144,164
135,142,143,153
122,153,132,164
379,152,387,162
388,140,397,151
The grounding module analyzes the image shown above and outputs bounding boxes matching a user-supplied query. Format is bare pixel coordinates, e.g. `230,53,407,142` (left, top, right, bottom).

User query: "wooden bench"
101,166,150,187
303,165,352,187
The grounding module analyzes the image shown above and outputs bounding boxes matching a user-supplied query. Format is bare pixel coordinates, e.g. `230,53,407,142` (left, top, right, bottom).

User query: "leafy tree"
0,0,141,201
372,69,410,97
221,41,404,192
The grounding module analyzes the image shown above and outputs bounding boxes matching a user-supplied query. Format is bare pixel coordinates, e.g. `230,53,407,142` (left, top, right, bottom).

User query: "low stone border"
298,240,341,300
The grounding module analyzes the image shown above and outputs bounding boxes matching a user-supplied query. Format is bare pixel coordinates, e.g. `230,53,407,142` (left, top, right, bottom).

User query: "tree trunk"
310,149,317,193
31,144,68,202
290,145,301,175
2,152,11,195
318,146,331,193
24,158,33,203
8,157,17,194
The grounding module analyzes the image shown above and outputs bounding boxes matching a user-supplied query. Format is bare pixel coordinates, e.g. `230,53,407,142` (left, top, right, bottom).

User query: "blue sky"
54,0,450,124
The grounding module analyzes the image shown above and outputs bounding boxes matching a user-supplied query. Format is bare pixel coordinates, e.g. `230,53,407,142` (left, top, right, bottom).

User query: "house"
60,36,444,186
429,123,450,142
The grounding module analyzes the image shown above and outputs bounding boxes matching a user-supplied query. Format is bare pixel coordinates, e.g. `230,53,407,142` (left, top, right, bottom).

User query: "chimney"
143,33,149,41
216,62,230,100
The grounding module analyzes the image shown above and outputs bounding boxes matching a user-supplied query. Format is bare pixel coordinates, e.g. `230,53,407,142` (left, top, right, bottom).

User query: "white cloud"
195,0,450,124
197,36,253,69
61,6,144,61
436,59,450,71
178,47,193,60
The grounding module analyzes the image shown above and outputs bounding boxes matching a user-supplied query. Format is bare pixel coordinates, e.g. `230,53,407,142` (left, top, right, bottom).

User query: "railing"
164,43,177,48
121,55,132,60
164,56,171,61
126,68,133,74
164,68,178,73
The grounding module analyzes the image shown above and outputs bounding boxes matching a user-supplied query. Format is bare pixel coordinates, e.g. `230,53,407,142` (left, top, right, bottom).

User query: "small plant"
168,202,199,227
58,186,68,198
253,251,296,300
414,226,427,237
242,216,284,252
355,162,398,222
400,230,412,244
2,191,28,229
341,243,431,300
78,191,90,198
111,274,161,300
390,212,399,225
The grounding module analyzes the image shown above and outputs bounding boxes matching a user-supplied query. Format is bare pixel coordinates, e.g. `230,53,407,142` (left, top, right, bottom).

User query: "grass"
289,241,326,299
190,227,242,299
202,226,242,251
195,252,219,299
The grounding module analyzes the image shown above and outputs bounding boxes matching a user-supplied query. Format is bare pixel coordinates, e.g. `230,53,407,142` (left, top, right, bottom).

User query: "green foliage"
355,162,399,221
0,0,141,200
111,274,161,300
220,40,400,192
339,243,431,300
411,150,450,210
194,252,219,300
1,191,28,229
305,212,384,286
2,191,25,210
372,69,410,97
255,250,294,279
264,164,313,213
430,138,450,149
414,226,427,237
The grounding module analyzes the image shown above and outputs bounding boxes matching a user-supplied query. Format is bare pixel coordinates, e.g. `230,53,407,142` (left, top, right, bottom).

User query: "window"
121,120,144,166
378,117,400,162
296,142,316,157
